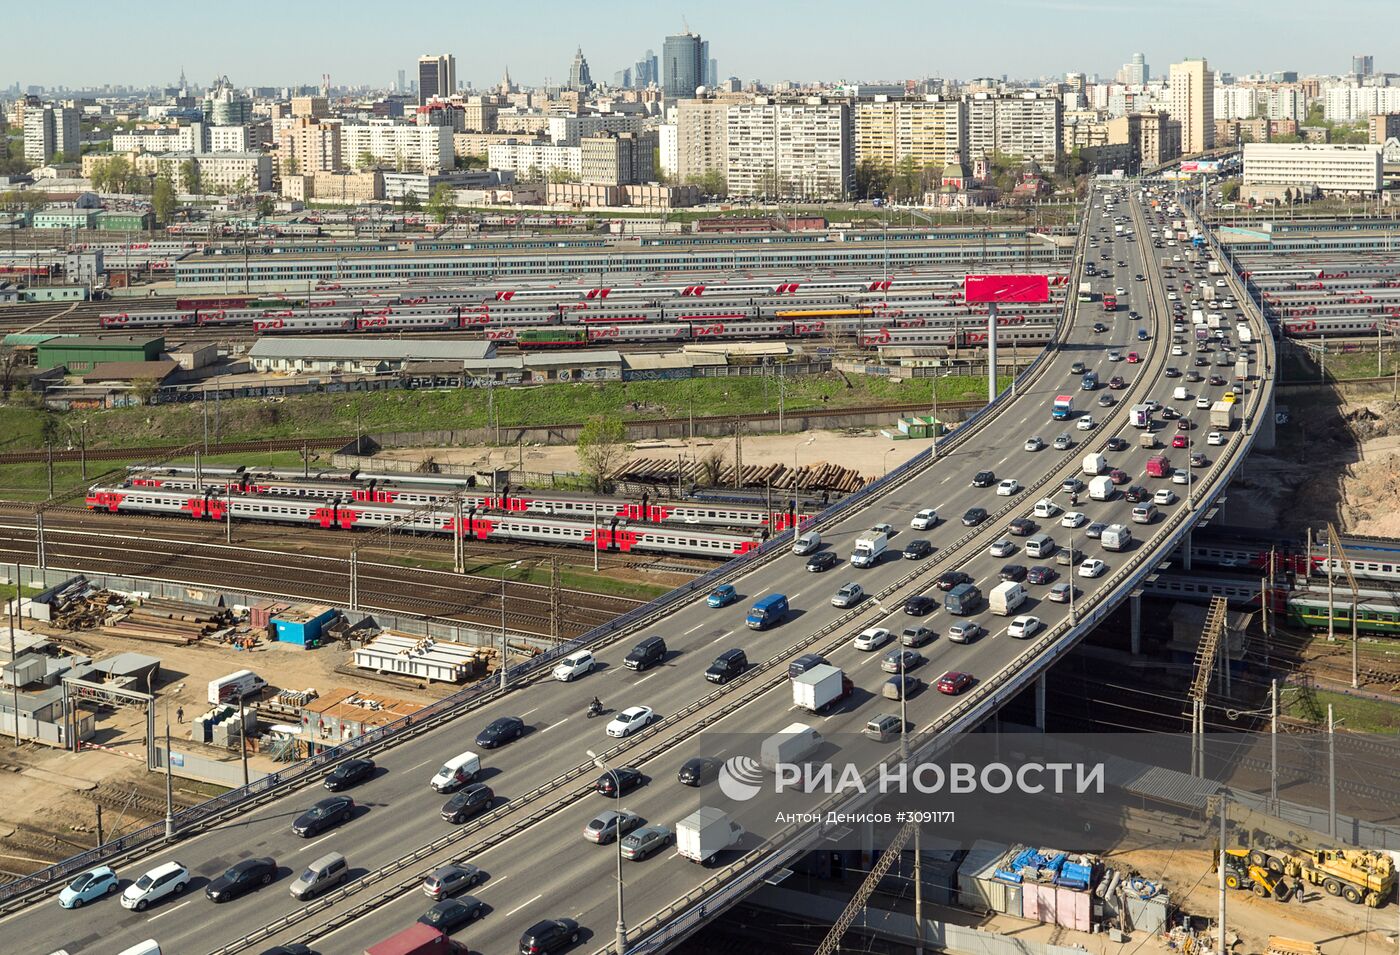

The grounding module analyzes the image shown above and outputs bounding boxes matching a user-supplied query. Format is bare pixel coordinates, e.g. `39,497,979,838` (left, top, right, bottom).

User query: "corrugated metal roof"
1120,764,1221,810
524,350,621,367
248,337,495,361
2,333,65,346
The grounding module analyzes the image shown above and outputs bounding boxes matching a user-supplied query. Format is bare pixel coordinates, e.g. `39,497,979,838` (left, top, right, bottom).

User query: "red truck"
365,924,467,955
1145,455,1171,479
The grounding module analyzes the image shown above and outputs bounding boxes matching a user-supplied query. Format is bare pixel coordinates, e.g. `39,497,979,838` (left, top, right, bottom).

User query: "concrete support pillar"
1130,589,1143,655
1183,529,1193,572
987,302,999,403
1035,672,1047,731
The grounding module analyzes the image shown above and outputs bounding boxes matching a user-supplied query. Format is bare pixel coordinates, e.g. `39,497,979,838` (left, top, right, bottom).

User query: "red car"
936,671,974,695
1109,376,1126,390
1172,434,1188,448
1126,352,1141,364
1108,468,1130,484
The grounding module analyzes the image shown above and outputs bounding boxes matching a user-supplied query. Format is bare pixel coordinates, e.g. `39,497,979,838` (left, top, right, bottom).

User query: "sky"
10,0,1400,90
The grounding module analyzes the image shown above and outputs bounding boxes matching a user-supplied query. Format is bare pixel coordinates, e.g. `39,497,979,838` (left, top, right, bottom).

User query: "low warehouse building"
249,338,495,375
36,335,164,372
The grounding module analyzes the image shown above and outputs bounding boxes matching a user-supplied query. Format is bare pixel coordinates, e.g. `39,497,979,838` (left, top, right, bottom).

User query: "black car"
961,507,988,527
1106,436,1128,451
901,539,932,560
475,716,526,749
971,470,996,488
999,564,1027,582
441,783,494,823
677,757,720,787
292,796,354,837
520,917,580,954
1092,322,1107,333
1161,406,1178,420
936,570,974,591
258,948,312,955
323,757,375,791
1209,374,1226,386
1124,485,1150,503
205,857,277,902
624,635,667,671
421,896,485,933
595,766,645,797
1007,517,1035,536
805,551,839,572
1165,367,1181,378
903,594,936,616
787,653,828,678
1027,565,1057,585
705,648,748,684
1195,356,1210,367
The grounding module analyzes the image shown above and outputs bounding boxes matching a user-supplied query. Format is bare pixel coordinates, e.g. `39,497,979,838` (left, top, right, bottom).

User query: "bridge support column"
1183,529,1193,572
1256,385,1276,451
1035,673,1047,731
1130,589,1142,655
987,302,999,403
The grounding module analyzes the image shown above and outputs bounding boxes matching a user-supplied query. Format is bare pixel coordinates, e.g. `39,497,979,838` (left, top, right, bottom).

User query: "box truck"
364,924,466,955
850,532,887,568
677,807,745,865
988,581,1028,616
1101,524,1133,551
1130,404,1152,428
1088,475,1114,501
1211,401,1236,430
1208,259,1225,275
760,722,823,771
792,664,853,713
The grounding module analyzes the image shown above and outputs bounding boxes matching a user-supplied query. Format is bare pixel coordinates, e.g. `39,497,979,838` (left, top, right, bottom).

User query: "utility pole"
164,704,175,839
8,582,19,745
1328,704,1337,840
95,803,103,846
1217,794,1227,955
499,573,507,692
238,690,249,788
550,557,561,643
45,441,53,497
1326,537,1335,642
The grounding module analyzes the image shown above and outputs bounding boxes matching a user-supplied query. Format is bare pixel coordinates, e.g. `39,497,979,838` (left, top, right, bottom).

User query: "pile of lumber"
100,598,235,646
612,457,866,494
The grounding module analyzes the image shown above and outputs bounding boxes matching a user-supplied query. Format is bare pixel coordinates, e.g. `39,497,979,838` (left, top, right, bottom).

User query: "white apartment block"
966,93,1061,163
1266,88,1306,122
1243,142,1382,195
658,123,678,178
726,101,851,199
140,152,273,193
1213,86,1261,120
486,140,583,179
674,99,729,181
1323,85,1400,123
547,114,647,146
340,123,454,173
207,125,250,152
24,105,81,163
853,97,965,171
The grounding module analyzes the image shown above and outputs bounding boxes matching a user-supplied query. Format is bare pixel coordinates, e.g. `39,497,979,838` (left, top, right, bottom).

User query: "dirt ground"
377,427,932,481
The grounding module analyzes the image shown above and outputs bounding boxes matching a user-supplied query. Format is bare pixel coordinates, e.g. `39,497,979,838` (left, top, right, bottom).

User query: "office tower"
418,54,456,104
568,47,593,91
1353,54,1374,77
1169,57,1215,154
663,32,705,98
707,58,719,89
397,69,406,93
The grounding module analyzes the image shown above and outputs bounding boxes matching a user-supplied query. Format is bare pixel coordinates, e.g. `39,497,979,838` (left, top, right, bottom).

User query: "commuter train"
85,484,768,558
126,467,809,531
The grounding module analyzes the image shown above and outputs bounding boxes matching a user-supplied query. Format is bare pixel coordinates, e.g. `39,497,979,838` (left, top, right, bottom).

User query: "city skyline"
6,0,1398,91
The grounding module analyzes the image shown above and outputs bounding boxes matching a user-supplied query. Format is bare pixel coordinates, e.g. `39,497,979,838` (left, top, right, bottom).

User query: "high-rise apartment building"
1371,113,1400,145
341,122,454,173
23,105,80,163
966,93,1061,163
663,32,705,98
1169,58,1215,154
580,131,656,185
1107,110,1180,169
277,118,343,175
853,97,966,172
1353,55,1375,77
417,54,456,104
291,96,329,120
726,100,851,199
674,98,731,181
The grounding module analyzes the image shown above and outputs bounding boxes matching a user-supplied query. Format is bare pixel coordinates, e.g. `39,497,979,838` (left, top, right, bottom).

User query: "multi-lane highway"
14,183,1270,955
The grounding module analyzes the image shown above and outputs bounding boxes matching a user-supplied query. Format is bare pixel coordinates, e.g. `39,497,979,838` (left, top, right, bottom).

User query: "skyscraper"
417,54,456,104
568,48,593,91
1353,54,1375,77
396,69,406,93
1118,53,1147,86
663,32,705,98
1169,58,1215,154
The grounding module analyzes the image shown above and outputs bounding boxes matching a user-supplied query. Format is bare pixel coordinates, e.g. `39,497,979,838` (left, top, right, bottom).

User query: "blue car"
59,866,119,908
706,584,738,608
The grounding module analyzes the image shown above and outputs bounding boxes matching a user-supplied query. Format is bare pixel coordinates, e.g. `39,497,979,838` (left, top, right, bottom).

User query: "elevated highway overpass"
8,181,1275,955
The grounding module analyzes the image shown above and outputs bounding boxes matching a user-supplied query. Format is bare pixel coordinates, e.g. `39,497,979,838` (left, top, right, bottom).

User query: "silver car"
831,583,864,608
620,825,673,861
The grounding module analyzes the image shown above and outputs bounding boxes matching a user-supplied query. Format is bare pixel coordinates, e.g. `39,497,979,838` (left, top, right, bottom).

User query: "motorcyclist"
588,696,602,715
1070,491,1079,507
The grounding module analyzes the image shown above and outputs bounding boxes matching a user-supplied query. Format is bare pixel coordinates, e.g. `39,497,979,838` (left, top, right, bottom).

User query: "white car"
1024,436,1045,452
1033,497,1061,518
1171,469,1189,485
910,508,938,530
1154,488,1177,505
1007,615,1042,639
989,538,1016,558
1207,431,1225,446
552,650,596,682
1167,292,1178,301
853,627,894,651
1108,351,1123,362
1060,511,1087,528
1143,398,1160,411
1076,416,1096,432
606,706,656,738
1115,286,1126,296
1078,558,1107,578
1215,279,1226,288
996,479,1021,496
870,522,894,537
121,860,190,911
1171,345,1185,356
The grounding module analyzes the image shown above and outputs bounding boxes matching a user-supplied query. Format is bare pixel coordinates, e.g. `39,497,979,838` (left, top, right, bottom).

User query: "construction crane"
814,818,918,955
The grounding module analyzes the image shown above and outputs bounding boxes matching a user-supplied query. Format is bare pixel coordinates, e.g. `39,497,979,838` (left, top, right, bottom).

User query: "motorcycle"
586,700,604,719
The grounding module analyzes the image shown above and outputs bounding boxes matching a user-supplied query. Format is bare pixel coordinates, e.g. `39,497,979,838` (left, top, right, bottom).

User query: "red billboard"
964,274,1051,304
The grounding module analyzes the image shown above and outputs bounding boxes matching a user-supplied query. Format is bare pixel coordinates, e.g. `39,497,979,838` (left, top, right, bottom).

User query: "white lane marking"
750,587,769,599
683,623,705,635
540,717,569,733
146,898,194,922
520,706,540,719
297,833,336,852
788,591,801,601
634,672,657,684
708,632,732,646
406,757,438,772
503,893,544,919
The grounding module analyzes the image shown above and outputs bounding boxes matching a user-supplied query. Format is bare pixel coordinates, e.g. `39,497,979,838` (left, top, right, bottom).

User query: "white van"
988,581,1028,616
1082,453,1106,475
1025,533,1056,559
1033,498,1060,519
792,531,821,556
207,669,267,706
115,943,162,955
1172,386,1189,402
430,751,481,792
551,650,595,682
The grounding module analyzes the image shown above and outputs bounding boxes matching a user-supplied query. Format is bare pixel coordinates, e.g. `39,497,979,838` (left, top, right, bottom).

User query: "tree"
151,170,177,224
1221,180,1241,202
853,159,892,200
547,167,578,184
576,415,626,491
180,159,202,196
685,169,726,198
400,191,422,212
426,182,457,222
256,195,275,218
894,155,920,202
357,150,375,171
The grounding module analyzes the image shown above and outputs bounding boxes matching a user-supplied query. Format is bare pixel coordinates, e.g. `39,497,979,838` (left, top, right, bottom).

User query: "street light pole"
588,751,628,953
164,702,175,839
